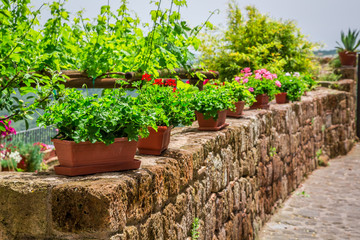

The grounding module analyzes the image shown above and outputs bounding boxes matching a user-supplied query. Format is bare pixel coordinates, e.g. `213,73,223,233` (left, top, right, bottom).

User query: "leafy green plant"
269,147,277,157
191,82,235,119
191,217,200,240
135,76,195,127
296,190,310,197
336,29,360,52
276,73,307,101
223,79,255,105
40,0,210,79
321,125,326,133
37,88,157,144
200,3,318,80
316,148,322,159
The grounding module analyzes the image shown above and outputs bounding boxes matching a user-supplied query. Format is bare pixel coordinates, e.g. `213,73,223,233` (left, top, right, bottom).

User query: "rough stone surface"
258,144,360,240
0,83,356,240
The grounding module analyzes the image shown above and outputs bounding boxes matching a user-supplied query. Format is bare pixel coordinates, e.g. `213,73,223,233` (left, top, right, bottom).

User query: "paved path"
258,144,360,240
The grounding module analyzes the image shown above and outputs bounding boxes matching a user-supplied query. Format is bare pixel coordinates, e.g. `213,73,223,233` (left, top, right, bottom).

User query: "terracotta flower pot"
226,101,245,118
249,94,269,109
138,126,171,155
338,51,357,66
275,92,289,104
196,110,229,131
42,148,56,161
52,138,140,176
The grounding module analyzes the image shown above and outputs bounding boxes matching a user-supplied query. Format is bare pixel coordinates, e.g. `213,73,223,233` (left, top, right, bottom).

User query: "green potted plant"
224,79,255,117
336,29,360,66
37,88,156,176
241,68,278,109
191,82,234,131
135,76,195,155
276,73,307,102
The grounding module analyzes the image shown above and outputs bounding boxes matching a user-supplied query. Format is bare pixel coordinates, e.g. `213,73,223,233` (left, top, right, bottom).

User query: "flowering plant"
135,75,195,127
239,68,278,99
33,142,51,151
277,73,307,101
0,144,22,171
0,119,16,140
0,142,45,172
191,82,235,119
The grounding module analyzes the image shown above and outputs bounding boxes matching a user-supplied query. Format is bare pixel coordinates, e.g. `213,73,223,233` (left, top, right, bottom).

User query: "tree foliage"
199,2,318,80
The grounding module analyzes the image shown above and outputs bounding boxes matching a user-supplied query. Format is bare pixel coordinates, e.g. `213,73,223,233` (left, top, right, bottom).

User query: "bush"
200,3,318,80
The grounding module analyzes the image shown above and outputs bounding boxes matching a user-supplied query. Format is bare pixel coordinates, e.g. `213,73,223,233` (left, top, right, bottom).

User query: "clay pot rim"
195,109,227,115
51,137,133,145
339,50,357,54
276,92,287,96
149,125,173,131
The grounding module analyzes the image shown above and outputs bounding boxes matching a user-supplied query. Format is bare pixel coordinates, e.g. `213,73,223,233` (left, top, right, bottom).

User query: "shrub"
200,3,318,80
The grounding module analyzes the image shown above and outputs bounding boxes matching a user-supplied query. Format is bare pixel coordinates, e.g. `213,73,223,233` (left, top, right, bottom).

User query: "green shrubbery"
200,2,318,80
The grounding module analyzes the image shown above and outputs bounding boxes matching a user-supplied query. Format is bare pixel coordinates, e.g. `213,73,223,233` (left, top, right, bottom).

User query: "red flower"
172,87,177,92
165,79,176,87
154,78,164,85
141,73,152,81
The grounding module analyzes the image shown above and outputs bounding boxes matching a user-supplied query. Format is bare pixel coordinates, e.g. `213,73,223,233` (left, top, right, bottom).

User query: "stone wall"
0,83,356,240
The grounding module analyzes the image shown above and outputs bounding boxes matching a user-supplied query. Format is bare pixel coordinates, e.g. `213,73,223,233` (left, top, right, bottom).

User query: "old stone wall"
0,84,356,240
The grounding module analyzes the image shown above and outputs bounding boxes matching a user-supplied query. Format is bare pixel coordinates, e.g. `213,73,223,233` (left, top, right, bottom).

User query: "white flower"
9,151,22,163
293,72,300,77
0,151,6,160
285,72,291,76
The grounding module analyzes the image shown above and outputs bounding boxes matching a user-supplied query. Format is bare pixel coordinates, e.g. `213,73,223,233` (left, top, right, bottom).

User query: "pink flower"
275,80,282,87
244,67,251,73
243,78,249,83
264,74,273,80
260,68,267,74
255,73,262,79
244,72,252,77
185,80,190,84
203,79,209,85
248,87,254,92
272,74,278,79
235,76,241,82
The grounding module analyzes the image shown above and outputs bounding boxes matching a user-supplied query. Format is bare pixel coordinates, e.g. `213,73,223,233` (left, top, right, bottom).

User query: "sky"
31,0,360,50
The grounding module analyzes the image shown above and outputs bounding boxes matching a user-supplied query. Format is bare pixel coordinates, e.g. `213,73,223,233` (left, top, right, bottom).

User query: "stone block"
0,177,52,239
